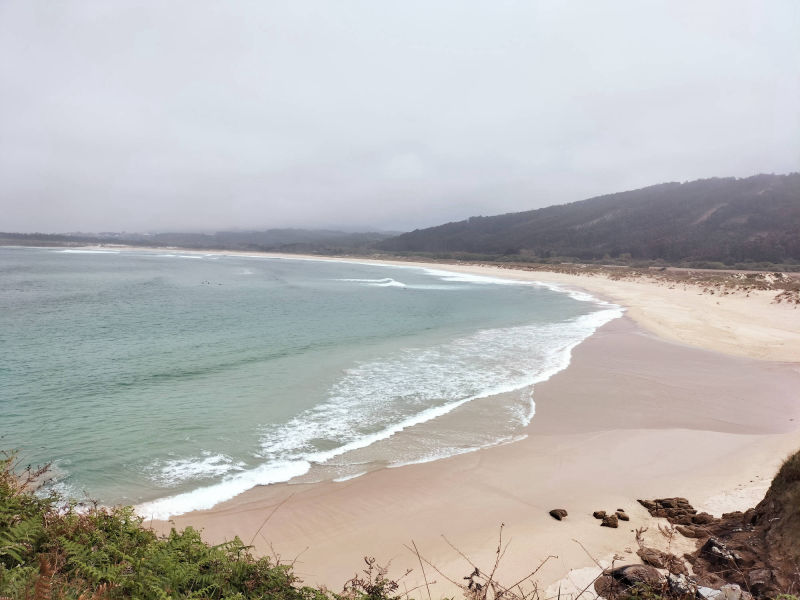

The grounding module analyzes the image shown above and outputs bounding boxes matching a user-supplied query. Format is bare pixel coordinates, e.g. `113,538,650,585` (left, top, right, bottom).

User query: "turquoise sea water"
0,247,621,518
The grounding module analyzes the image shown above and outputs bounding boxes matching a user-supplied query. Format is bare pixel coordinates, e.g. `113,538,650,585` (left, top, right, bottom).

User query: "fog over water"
1,1,798,233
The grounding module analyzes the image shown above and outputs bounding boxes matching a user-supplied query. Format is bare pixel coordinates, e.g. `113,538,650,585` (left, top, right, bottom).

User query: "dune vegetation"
0,452,403,600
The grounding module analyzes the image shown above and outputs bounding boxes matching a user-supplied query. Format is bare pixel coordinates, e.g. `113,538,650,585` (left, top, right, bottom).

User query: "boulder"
676,524,704,538
638,498,699,525
593,510,606,519
637,499,656,511
667,573,697,597
594,575,617,597
721,511,744,521
601,513,619,528
637,547,689,576
698,586,723,599
693,512,715,525
638,547,667,568
549,508,568,521
595,564,664,598
747,568,773,596
610,564,663,587
669,509,696,525
657,497,694,510
615,510,630,522
701,538,743,567
720,583,753,600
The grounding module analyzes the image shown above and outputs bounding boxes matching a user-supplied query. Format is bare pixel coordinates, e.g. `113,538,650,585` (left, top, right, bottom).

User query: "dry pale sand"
86,248,800,594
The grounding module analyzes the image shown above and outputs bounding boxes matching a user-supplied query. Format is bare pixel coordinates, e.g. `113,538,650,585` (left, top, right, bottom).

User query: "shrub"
0,451,330,600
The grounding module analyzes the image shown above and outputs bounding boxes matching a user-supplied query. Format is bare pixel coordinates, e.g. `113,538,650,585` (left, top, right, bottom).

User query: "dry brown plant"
406,524,556,600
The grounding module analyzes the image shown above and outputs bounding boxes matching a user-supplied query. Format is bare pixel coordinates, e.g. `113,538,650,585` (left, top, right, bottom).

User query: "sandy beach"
138,253,800,597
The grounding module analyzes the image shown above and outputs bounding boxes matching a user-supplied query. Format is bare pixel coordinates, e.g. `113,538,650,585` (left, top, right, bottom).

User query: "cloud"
1,0,798,232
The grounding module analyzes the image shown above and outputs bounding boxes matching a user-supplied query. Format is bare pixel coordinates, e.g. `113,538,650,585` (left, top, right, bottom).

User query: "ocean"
0,246,622,519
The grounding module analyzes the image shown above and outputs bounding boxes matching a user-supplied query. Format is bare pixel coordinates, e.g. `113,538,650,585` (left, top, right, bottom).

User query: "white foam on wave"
257,302,623,473
333,471,368,483
56,249,119,254
36,461,81,502
511,387,537,427
531,280,619,307
135,265,622,519
147,452,246,487
387,434,529,469
420,267,527,286
338,277,466,291
338,277,407,288
135,459,310,520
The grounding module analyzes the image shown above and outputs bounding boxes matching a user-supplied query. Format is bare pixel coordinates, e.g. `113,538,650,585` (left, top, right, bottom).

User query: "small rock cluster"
592,508,629,528
547,507,632,528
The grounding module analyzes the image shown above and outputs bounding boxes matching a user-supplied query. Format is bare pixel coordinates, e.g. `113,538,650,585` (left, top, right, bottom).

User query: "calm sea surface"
0,247,621,518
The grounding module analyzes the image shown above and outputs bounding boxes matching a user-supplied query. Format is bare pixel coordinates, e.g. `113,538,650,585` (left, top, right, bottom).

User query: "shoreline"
19,245,800,593
107,247,799,595
155,316,800,596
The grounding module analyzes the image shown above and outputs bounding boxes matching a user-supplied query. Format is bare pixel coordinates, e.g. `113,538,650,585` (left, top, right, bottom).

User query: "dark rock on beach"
595,564,664,598
693,511,715,525
675,524,704,538
601,513,619,528
701,537,745,568
548,508,568,521
637,547,689,576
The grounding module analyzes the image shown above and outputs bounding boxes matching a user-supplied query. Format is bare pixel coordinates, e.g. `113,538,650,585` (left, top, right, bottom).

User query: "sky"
1,1,798,234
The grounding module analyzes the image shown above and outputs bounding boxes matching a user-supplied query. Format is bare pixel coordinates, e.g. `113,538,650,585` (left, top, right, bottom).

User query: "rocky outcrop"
637,546,688,576
637,451,800,597
637,497,698,525
595,564,664,597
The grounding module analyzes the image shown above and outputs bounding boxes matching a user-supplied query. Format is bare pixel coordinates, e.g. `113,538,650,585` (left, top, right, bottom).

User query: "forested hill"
378,174,800,265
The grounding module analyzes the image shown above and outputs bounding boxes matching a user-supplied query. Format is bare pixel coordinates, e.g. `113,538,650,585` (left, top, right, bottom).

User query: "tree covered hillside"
378,174,800,265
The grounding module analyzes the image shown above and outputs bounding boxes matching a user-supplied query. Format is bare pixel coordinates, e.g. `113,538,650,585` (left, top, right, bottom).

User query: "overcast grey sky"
1,1,798,233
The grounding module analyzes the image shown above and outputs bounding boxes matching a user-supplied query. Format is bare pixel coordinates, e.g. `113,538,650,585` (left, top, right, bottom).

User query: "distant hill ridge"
378,174,800,265
0,228,397,255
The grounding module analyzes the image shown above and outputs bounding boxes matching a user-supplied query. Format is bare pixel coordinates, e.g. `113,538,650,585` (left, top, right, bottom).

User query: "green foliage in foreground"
0,453,398,600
